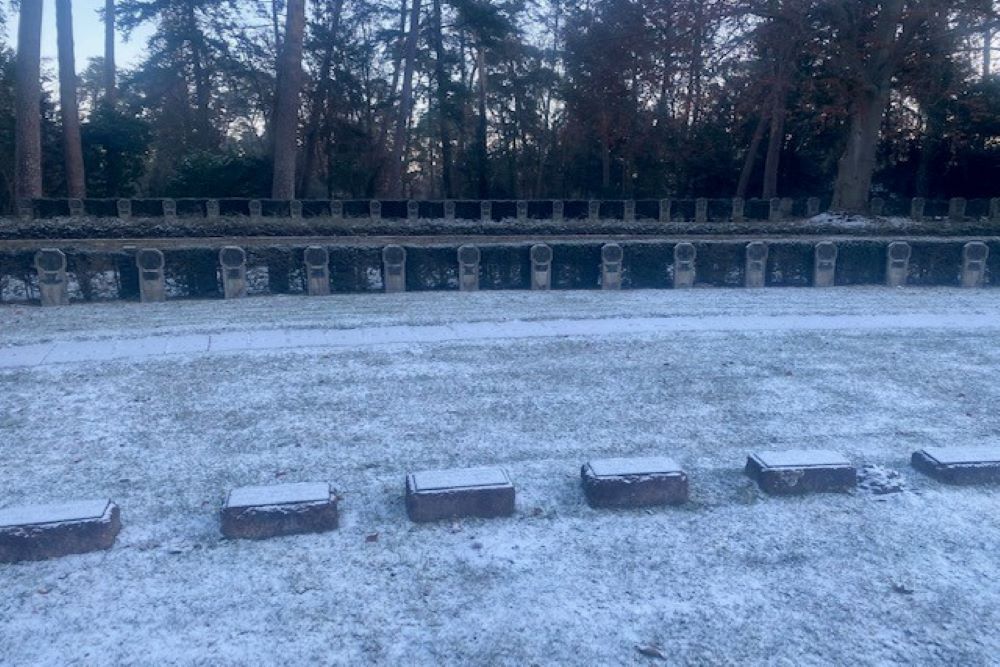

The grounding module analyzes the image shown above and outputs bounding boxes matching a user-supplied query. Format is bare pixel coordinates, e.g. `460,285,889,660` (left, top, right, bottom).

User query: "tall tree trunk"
431,0,453,198
476,46,489,198
386,0,421,198
104,0,117,105
271,0,307,200
736,109,769,199
15,0,44,202
57,0,87,199
761,65,787,200
831,87,891,212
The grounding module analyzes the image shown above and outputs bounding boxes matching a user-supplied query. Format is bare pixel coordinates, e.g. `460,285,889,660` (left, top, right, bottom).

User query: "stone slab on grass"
0,499,121,563
581,457,688,508
746,450,856,495
222,482,338,540
406,467,515,523
911,446,1000,485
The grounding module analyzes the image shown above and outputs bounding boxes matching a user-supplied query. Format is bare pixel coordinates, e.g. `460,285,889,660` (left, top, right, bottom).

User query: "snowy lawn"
2,287,1000,664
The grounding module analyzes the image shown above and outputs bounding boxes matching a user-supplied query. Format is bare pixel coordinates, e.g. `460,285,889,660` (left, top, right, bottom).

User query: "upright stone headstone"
695,198,708,223
780,197,794,218
370,200,382,220
949,197,967,222
910,197,925,221
162,198,177,220
303,246,330,296
516,200,528,222
117,198,132,219
530,244,553,290
732,198,745,223
623,200,636,222
588,200,600,221
480,201,492,222
68,198,84,217
806,197,821,218
458,245,481,292
552,200,564,222
444,200,456,221
813,241,838,288
382,244,407,293
34,248,69,307
870,197,885,216
249,199,263,221
961,242,989,288
220,246,248,299
221,482,339,540
136,248,167,303
290,200,303,219
0,499,121,563
659,198,672,223
673,242,696,289
601,243,623,290
206,199,221,219
330,200,344,221
886,241,911,288
745,242,768,288
17,200,33,220
407,200,419,221
768,197,782,222
405,467,515,522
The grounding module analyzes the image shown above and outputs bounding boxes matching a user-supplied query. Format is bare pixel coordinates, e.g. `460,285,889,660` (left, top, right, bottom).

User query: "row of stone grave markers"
30,240,992,305
3,446,1000,563
24,196,1000,223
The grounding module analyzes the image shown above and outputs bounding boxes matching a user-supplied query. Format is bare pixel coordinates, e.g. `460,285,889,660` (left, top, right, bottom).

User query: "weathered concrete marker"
444,200,456,221
673,242,696,289
290,200,303,219
221,482,338,539
162,198,177,220
949,197,967,222
768,198,782,222
870,197,885,216
746,450,856,495
480,201,492,222
911,447,1000,485
249,199,263,221
886,241,911,287
407,200,419,221
370,200,382,221
136,248,167,303
961,242,989,288
330,200,344,221
116,198,131,219
406,467,515,522
695,198,708,223
601,243,624,290
206,199,220,218
806,197,821,218
659,198,672,223
34,248,69,307
68,198,84,217
517,200,528,222
552,200,564,222
303,246,330,296
624,200,636,222
745,242,768,288
530,243,553,290
458,245,481,291
910,197,925,221
219,246,248,299
581,457,688,509
588,200,600,222
0,499,121,563
382,244,407,293
813,241,838,288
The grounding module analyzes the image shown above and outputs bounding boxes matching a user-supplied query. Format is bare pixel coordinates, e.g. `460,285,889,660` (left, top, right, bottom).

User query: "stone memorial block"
68,198,84,217
221,482,338,540
0,499,121,563
290,200,303,219
588,200,600,221
136,248,167,303
206,199,220,218
781,197,794,218
911,446,1000,485
405,467,515,522
330,200,344,220
768,197,782,222
695,198,708,223
552,200,564,222
886,241,911,288
530,244,553,290
806,197,821,218
219,246,248,299
961,242,989,288
407,200,419,221
444,200,456,221
601,243,624,290
34,248,69,307
162,198,177,220
370,200,382,220
659,199,672,223
382,244,407,293
870,197,885,216
581,457,688,509
910,197,925,221
745,450,856,495
732,198,745,223
249,199,263,220
17,200,33,220
991,198,1000,223
745,242,768,288
303,246,331,296
458,245,481,292
949,197,967,222
516,200,528,221
673,242,697,289
813,241,838,288
480,200,492,222
624,200,636,222
117,198,132,219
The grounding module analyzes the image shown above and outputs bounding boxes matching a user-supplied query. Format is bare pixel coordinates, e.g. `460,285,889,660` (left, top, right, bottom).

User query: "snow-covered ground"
2,287,1000,664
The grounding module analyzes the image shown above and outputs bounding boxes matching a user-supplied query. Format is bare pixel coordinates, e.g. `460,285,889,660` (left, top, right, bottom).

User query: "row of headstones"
31,240,992,306
2,446,997,563
24,197,1000,222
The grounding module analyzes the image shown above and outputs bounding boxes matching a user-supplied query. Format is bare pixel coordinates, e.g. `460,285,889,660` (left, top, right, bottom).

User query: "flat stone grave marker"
406,467,515,522
911,446,1000,484
581,457,688,509
0,499,121,563
746,449,856,495
222,482,338,539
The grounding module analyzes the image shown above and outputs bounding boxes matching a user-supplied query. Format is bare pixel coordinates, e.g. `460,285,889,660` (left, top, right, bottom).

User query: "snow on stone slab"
921,446,1000,466
753,450,852,469
0,499,111,528
587,457,683,478
410,467,511,492
226,482,331,509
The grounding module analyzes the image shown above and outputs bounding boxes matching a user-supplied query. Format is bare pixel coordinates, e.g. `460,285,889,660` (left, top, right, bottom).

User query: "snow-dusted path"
3,287,1000,664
